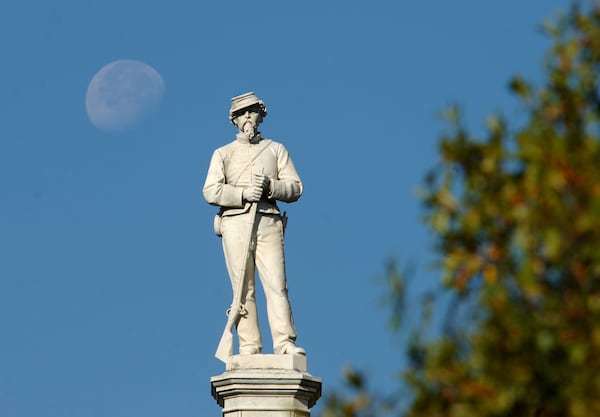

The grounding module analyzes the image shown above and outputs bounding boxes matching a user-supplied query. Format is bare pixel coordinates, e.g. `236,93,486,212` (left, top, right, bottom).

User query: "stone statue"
203,92,305,361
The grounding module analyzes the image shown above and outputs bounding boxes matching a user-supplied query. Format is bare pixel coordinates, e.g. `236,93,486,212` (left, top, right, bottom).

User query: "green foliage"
324,4,600,417
322,368,399,417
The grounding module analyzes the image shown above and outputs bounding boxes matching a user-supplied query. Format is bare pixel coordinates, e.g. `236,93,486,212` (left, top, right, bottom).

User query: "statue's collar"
236,132,262,144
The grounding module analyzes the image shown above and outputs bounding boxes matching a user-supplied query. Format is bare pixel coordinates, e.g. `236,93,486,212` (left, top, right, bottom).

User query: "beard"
242,120,258,138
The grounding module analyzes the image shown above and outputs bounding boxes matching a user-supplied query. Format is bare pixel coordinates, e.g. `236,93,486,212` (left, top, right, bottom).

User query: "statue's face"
233,105,262,138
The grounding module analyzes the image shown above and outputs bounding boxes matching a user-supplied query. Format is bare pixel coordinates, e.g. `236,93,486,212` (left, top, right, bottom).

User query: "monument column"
211,355,322,417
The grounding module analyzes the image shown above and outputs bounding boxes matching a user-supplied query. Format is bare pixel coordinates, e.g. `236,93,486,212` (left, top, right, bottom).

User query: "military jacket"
203,135,303,216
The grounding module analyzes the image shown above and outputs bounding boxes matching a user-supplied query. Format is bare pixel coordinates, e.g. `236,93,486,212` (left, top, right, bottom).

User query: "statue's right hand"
243,185,263,202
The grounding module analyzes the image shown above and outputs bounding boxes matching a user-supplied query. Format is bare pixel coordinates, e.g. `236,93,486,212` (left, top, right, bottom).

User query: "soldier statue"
203,92,305,360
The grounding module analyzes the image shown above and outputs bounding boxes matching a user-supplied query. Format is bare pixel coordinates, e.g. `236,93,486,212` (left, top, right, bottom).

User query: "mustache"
242,120,257,131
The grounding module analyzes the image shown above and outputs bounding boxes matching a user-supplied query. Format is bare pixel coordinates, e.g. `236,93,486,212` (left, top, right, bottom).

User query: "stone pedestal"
211,355,322,417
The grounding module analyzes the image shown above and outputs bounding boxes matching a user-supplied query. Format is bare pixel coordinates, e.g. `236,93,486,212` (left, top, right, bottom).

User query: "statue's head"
229,92,268,138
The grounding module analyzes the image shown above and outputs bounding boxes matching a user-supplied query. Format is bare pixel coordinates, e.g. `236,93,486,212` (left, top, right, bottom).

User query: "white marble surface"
211,354,321,417
226,354,307,372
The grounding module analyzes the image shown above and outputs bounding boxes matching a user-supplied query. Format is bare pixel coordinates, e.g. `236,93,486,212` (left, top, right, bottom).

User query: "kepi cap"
229,92,267,123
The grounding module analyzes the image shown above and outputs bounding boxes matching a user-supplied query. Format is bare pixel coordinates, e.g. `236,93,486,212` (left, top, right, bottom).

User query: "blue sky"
1,1,573,416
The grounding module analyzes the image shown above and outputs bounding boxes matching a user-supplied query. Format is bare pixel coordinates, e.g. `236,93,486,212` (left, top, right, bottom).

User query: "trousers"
221,211,297,353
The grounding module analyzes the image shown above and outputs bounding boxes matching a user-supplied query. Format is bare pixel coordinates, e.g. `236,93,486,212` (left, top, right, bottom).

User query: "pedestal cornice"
211,354,322,417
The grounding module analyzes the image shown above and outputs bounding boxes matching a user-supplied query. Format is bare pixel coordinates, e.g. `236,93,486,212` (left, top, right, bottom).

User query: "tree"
324,4,600,417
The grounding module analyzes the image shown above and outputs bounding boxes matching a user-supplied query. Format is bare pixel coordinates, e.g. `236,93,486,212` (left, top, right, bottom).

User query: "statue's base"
211,354,322,417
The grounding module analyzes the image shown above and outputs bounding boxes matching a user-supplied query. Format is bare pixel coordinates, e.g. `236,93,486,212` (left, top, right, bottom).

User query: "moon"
86,60,165,132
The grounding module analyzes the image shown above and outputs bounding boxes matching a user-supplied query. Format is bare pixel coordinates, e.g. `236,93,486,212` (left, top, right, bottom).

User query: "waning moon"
86,60,165,132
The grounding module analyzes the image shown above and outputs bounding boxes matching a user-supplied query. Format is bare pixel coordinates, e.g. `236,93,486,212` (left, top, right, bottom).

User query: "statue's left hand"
253,173,271,191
